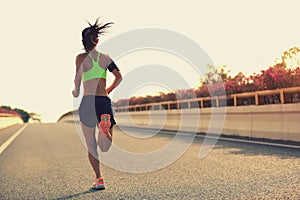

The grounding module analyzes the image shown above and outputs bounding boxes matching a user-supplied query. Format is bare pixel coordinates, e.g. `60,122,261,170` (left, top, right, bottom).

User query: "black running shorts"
78,95,116,128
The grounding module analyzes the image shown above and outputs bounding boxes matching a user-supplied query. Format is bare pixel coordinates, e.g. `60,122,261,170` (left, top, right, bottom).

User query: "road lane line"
0,124,28,155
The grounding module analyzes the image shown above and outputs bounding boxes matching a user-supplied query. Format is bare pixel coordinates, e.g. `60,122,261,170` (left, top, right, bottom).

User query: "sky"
0,0,300,122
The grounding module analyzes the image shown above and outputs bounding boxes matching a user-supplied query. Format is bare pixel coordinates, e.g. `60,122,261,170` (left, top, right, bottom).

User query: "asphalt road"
0,123,299,199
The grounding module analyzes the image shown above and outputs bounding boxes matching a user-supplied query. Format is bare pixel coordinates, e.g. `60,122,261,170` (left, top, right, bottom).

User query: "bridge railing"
0,113,23,130
114,87,300,112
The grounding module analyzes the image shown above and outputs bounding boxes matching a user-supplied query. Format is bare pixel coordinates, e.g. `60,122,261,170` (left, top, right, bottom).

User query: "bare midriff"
83,78,108,96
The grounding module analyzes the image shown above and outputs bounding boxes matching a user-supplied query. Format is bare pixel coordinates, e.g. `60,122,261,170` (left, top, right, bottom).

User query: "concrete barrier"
58,86,300,142
115,103,300,142
0,114,23,130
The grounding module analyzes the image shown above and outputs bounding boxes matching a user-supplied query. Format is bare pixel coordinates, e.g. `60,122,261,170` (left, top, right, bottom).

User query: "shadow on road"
63,123,300,159
199,136,300,159
118,126,300,159
51,189,100,200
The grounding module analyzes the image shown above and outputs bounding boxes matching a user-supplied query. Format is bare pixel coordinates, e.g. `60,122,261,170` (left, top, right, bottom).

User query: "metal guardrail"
0,113,16,117
114,87,300,112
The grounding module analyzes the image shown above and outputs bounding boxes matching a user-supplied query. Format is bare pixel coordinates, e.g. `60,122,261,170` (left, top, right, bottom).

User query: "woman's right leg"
98,127,113,152
81,122,101,178
98,114,113,152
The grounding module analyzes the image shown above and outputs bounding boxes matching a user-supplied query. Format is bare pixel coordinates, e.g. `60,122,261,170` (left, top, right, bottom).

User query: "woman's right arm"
72,55,83,97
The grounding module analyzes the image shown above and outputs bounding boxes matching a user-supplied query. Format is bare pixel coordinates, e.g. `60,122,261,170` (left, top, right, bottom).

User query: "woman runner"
72,18,122,190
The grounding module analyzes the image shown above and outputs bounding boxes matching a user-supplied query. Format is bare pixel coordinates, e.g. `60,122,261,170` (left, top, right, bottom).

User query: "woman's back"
77,51,113,96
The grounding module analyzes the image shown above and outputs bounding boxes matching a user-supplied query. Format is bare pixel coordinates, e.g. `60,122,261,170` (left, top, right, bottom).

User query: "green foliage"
281,47,300,68
14,108,30,123
1,105,12,110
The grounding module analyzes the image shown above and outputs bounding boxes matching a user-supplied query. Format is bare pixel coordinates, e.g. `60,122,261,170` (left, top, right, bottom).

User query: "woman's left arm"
106,69,122,95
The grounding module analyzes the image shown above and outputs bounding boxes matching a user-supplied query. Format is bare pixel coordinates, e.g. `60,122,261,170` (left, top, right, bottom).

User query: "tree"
14,108,30,123
0,106,30,122
113,46,300,107
1,105,12,111
281,47,300,69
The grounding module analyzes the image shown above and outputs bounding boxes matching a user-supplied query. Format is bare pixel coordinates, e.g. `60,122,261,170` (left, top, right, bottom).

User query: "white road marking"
0,124,28,155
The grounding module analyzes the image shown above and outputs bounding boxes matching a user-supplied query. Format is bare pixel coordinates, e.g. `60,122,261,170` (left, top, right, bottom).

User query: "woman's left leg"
81,123,101,178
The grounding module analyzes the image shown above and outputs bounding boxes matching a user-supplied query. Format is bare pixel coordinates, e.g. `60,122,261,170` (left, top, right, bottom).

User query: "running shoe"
99,114,112,140
91,177,105,190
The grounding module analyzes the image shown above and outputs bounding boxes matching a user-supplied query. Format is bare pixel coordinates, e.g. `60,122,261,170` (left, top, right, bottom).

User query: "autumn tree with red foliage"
114,47,300,107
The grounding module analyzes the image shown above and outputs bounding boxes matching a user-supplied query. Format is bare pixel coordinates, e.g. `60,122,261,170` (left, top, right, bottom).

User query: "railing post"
200,99,204,108
255,93,259,105
280,89,284,104
188,101,191,109
216,97,219,107
233,95,237,106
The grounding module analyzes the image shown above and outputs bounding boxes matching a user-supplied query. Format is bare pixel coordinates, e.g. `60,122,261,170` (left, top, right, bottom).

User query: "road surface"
0,122,299,199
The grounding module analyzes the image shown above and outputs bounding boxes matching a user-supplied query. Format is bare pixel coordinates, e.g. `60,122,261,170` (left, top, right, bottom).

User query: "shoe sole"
90,186,105,191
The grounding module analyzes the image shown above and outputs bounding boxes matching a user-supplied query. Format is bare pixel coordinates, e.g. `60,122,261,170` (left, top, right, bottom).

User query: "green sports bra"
82,52,107,82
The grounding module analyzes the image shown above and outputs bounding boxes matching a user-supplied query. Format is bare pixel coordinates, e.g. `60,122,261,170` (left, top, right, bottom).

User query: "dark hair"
82,18,113,52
